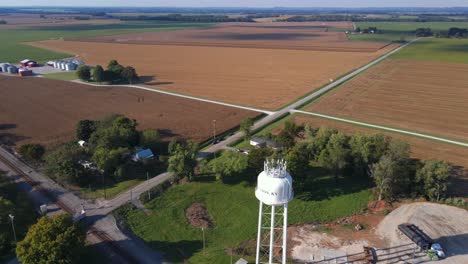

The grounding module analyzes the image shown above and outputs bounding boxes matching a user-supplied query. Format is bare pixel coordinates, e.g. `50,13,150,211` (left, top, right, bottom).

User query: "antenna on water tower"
255,159,293,264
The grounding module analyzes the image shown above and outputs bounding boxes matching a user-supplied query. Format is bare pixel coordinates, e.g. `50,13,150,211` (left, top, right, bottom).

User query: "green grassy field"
0,22,212,63
351,21,468,42
43,71,78,80
391,37,468,64
115,170,372,263
82,179,144,200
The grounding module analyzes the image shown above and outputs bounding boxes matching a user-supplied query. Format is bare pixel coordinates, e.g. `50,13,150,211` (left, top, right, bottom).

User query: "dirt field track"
0,76,258,148
74,22,386,52
290,114,468,196
306,59,468,142
30,39,396,110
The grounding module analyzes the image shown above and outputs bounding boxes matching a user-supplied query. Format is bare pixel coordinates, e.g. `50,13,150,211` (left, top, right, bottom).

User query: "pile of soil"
185,203,215,229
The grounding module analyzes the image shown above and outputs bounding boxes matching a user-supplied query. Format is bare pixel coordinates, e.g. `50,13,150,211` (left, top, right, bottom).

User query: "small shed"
249,137,283,150
133,148,154,162
78,140,87,147
18,68,33,77
7,65,18,74
65,62,77,71
20,59,31,67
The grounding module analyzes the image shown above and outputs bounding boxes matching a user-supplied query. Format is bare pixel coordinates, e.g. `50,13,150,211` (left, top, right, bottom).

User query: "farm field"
0,76,258,148
391,37,468,64
288,114,468,196
0,21,212,63
351,21,468,42
31,38,397,110
75,22,389,52
0,13,121,27
305,58,468,142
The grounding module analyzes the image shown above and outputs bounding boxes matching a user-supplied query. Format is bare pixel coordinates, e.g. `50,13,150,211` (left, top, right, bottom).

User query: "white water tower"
255,159,293,264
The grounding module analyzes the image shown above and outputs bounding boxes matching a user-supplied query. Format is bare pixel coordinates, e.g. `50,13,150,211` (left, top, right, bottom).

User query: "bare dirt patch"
185,202,215,229
306,59,468,142
291,202,468,264
29,40,397,110
0,76,258,148
290,114,468,196
376,202,468,264
73,22,384,52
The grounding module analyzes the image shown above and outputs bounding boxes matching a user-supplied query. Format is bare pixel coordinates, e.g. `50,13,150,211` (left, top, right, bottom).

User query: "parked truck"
398,224,445,260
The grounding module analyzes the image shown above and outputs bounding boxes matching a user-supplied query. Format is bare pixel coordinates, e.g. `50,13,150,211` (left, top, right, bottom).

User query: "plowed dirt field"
289,114,468,196
0,76,258,148
73,22,385,52
30,40,396,110
306,59,468,142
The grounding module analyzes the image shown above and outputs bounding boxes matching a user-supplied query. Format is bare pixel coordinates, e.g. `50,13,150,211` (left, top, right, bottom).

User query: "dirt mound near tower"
185,203,215,229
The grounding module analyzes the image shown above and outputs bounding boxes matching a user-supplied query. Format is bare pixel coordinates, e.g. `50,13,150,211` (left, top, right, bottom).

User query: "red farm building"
18,68,33,77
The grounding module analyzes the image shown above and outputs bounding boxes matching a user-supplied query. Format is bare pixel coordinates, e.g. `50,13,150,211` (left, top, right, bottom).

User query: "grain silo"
65,62,77,71
7,65,18,74
1,63,10,72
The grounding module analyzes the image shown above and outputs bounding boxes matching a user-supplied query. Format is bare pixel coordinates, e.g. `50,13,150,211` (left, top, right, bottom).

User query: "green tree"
140,129,161,152
275,120,302,149
76,66,90,81
208,151,248,182
308,127,338,159
44,143,89,186
16,214,85,264
76,119,96,141
19,144,45,162
92,147,129,175
318,132,349,183
88,116,139,150
240,117,254,140
369,155,396,201
0,196,14,255
416,160,451,201
385,140,412,195
92,65,105,83
285,142,310,190
168,140,198,181
121,66,139,84
349,133,389,175
107,60,124,81
247,147,273,178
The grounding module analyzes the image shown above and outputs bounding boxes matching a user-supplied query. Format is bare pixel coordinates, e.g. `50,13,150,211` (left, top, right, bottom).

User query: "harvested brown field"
0,76,258,148
306,59,468,142
0,13,120,28
74,22,386,52
30,40,397,110
289,114,468,196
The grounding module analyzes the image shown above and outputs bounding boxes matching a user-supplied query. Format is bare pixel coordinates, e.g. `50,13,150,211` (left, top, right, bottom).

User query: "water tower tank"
255,159,293,206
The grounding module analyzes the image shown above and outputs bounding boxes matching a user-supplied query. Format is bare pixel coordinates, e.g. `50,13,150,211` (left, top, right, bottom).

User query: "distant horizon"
2,0,468,8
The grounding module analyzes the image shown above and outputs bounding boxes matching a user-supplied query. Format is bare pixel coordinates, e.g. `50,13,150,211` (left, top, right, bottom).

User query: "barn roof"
21,59,31,63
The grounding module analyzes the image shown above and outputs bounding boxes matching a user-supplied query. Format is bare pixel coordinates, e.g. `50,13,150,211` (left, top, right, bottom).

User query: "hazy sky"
2,0,468,8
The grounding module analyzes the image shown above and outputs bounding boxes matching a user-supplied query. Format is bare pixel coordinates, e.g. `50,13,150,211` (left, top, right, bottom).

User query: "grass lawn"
0,171,37,261
391,37,468,64
350,21,468,42
115,169,372,263
0,21,213,63
82,179,144,200
43,71,78,81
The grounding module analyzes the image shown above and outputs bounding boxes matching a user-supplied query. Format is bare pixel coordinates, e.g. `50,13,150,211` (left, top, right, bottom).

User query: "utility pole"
9,214,17,243
147,172,151,201
212,120,217,143
202,227,206,255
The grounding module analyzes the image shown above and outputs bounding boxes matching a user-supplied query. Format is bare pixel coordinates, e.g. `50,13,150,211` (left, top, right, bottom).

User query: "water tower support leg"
256,201,263,264
269,205,276,264
282,204,288,264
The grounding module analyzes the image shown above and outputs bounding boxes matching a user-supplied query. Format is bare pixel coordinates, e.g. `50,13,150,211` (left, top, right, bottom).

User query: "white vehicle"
430,243,446,259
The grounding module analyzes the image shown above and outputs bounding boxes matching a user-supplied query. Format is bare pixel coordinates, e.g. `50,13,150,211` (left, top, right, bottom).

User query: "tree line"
117,14,255,22
415,27,468,38
165,118,454,204
280,15,468,22
76,59,139,84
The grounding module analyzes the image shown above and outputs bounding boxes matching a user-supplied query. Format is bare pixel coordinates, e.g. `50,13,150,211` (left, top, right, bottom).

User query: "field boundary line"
291,110,468,148
70,80,275,115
